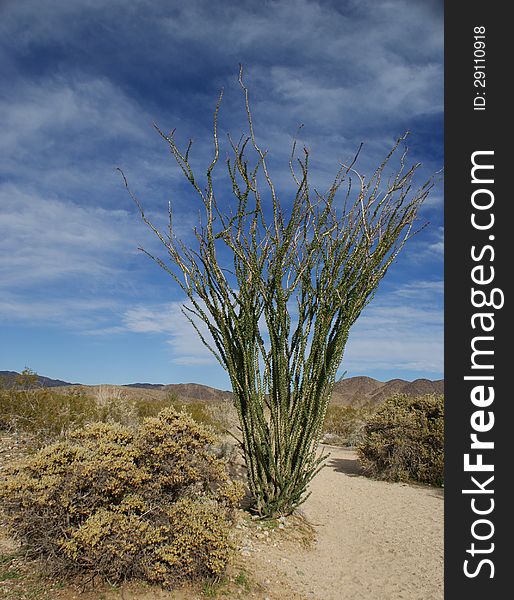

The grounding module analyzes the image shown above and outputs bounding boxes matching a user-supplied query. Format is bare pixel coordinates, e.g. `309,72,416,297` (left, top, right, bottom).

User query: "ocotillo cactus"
121,67,434,518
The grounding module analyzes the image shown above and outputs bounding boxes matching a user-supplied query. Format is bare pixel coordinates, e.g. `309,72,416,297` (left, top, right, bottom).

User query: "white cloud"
343,278,443,375
0,184,141,287
0,76,149,160
0,291,119,328
407,226,444,264
122,301,217,366
0,73,182,211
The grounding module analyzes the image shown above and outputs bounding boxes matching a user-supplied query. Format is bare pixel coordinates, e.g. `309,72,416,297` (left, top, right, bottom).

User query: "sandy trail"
250,446,444,600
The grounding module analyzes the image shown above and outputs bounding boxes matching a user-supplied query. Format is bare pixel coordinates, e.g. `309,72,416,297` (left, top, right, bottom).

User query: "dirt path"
248,446,444,600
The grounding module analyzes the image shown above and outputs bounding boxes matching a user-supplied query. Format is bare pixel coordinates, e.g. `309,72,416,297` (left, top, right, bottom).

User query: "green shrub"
357,394,444,486
0,408,243,587
169,400,221,432
132,394,177,419
322,405,374,446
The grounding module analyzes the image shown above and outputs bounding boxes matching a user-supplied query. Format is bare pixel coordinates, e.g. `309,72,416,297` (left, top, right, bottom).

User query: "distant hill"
1,371,443,405
124,382,166,389
331,376,444,406
124,382,233,402
0,370,80,388
163,383,233,402
124,382,234,402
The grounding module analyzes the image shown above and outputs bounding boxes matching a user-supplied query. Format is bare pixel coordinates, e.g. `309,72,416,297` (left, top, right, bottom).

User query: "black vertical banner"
445,2,509,598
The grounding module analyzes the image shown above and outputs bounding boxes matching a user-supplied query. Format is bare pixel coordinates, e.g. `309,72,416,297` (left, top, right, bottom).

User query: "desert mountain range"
1,371,443,406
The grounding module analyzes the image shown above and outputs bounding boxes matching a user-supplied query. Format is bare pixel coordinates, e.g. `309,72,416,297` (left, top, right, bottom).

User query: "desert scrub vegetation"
0,408,243,588
357,394,444,486
168,399,223,433
169,399,239,436
122,67,435,517
0,370,97,440
132,392,178,420
321,405,374,447
93,384,138,425
0,370,182,441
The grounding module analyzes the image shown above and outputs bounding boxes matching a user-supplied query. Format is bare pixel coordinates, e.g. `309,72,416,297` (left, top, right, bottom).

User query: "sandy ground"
246,446,444,600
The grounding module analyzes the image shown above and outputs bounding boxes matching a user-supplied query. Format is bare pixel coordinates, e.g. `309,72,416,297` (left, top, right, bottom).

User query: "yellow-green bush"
169,400,221,432
0,408,243,587
322,405,374,446
357,394,444,486
132,393,177,419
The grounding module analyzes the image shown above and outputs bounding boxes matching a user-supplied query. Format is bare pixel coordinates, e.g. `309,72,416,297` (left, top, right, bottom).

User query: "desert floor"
0,443,443,600
244,446,444,600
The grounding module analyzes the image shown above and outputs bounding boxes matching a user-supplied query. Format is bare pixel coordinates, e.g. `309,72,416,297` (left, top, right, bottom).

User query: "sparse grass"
0,550,259,600
0,553,22,582
202,578,227,597
233,569,251,592
200,567,256,598
0,550,65,600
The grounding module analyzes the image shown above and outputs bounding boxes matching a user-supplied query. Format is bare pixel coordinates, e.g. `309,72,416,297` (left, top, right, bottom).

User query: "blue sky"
0,0,443,388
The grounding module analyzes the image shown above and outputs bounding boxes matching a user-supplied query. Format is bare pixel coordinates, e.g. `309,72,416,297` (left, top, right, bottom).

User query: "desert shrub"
94,385,138,426
0,370,96,438
0,408,243,587
168,399,240,436
357,394,444,486
169,400,221,432
322,405,374,446
133,393,177,419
